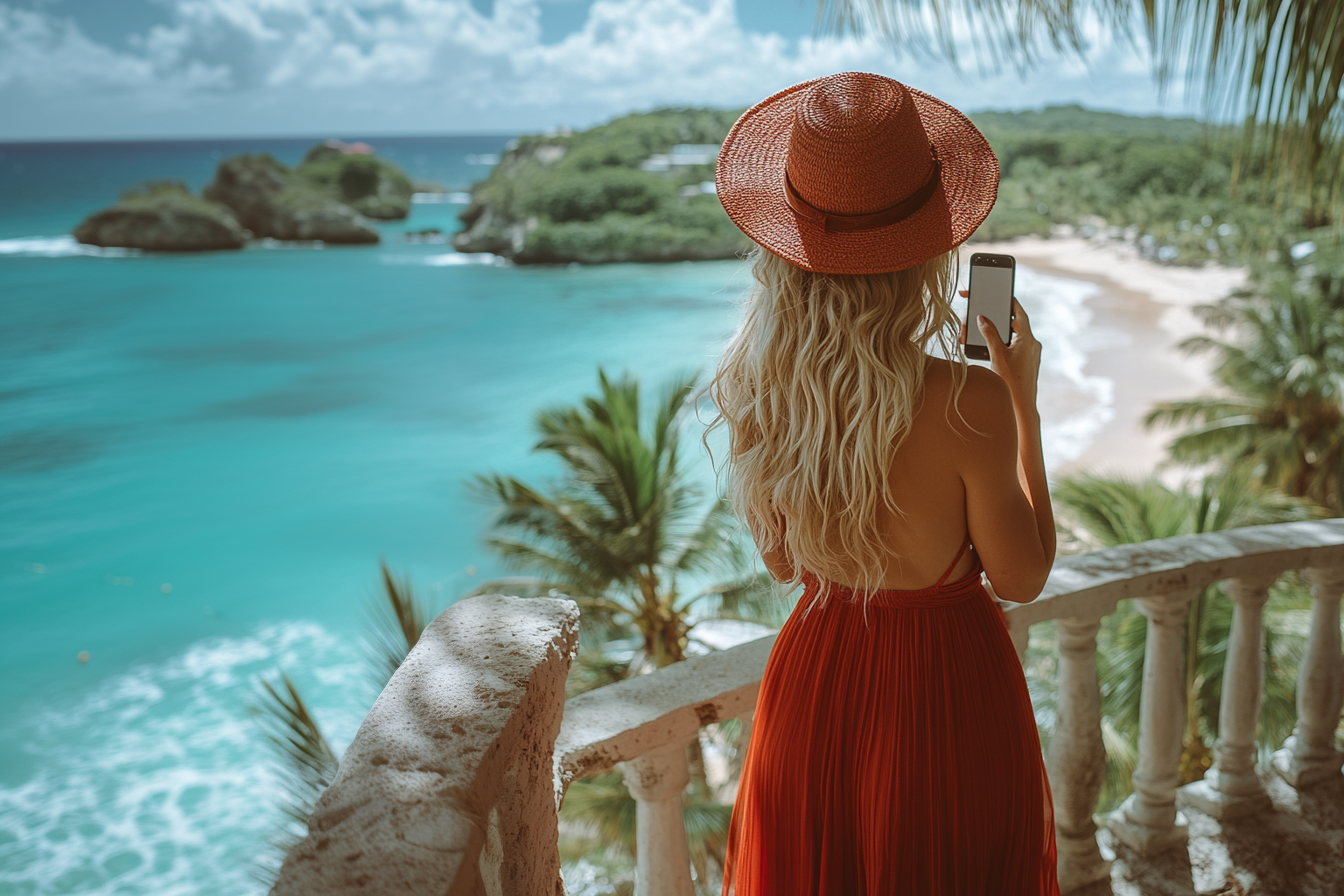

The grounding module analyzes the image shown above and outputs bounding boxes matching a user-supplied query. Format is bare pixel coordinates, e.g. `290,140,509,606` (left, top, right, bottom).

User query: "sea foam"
0,236,140,258
379,250,504,266
0,623,369,895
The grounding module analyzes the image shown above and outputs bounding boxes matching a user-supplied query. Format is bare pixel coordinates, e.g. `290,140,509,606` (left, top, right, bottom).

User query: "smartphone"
965,253,1015,361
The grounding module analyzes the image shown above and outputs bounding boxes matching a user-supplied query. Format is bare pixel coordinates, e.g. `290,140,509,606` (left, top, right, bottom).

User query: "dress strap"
934,534,973,587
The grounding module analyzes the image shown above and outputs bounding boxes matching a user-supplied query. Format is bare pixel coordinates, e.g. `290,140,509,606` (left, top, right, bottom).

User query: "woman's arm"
959,297,1056,602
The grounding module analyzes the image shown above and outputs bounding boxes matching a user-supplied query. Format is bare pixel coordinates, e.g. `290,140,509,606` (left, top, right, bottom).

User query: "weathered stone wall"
271,594,579,896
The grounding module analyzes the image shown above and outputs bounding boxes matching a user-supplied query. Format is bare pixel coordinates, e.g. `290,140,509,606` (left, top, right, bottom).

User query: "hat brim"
715,76,999,274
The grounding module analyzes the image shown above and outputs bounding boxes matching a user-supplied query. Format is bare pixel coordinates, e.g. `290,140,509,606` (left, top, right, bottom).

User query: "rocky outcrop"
297,141,414,221
452,202,522,256
73,181,247,251
269,594,580,896
204,154,379,244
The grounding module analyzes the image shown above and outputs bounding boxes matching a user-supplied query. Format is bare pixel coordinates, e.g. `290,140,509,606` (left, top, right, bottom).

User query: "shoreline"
964,236,1247,477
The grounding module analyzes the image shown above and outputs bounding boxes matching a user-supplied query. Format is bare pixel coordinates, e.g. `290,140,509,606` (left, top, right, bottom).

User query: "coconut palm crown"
474,368,782,683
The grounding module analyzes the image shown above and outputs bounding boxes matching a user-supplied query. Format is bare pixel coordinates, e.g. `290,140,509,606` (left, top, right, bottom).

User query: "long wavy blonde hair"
708,247,966,595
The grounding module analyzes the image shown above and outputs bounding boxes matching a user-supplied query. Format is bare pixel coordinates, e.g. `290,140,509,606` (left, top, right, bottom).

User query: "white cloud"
0,0,1190,138
0,6,155,90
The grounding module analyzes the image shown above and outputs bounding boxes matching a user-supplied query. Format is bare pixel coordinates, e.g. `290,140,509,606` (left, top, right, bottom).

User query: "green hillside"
456,104,1328,266
453,108,749,264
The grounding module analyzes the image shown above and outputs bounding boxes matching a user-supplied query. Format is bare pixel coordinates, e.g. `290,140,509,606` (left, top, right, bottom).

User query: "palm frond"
1098,714,1138,812
249,671,340,887
1052,473,1193,547
1144,397,1261,430
1163,417,1261,464
366,561,429,686
560,771,639,854
1148,0,1344,216
667,499,744,576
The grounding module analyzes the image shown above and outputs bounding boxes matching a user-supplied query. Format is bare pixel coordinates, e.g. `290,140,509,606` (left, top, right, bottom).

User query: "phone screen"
966,258,1014,358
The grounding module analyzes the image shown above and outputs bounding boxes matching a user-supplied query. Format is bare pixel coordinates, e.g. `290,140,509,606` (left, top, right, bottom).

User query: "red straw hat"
716,72,999,274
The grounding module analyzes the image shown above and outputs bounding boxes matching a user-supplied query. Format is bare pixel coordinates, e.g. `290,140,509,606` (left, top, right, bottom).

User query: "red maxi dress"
723,538,1059,895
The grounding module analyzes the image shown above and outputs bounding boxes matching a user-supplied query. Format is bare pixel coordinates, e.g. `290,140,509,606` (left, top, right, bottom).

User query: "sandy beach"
963,236,1248,478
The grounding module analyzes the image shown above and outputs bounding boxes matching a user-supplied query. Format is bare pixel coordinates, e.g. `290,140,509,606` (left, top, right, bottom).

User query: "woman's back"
837,357,977,588
765,358,1046,596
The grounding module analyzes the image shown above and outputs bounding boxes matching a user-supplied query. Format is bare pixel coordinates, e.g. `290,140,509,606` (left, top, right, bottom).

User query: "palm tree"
824,1,1343,218
474,368,784,681
1144,276,1344,513
473,368,787,886
1050,468,1322,808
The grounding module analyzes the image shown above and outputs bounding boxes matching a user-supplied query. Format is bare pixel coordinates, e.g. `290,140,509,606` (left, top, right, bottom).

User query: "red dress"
723,539,1059,895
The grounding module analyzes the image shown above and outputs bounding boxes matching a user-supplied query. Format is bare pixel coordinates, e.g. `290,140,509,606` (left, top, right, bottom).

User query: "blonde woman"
711,73,1059,894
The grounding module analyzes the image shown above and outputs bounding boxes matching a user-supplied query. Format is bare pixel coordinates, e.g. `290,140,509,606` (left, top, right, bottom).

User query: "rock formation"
203,154,379,244
73,181,247,251
296,141,414,221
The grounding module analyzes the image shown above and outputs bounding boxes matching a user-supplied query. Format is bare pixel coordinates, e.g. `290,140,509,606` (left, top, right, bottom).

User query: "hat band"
784,154,943,234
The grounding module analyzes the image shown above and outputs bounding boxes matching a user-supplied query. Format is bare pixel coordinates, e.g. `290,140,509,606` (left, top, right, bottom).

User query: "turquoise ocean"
0,137,1109,894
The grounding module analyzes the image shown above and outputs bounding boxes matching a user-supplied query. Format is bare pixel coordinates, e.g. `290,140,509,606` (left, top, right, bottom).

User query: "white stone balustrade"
551,520,1344,893
621,742,695,896
277,520,1344,895
1107,590,1195,854
1272,566,1344,787
1179,575,1277,819
1047,617,1111,891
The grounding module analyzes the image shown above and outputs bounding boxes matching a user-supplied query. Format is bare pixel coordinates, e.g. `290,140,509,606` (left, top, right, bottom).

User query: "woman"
710,72,1059,894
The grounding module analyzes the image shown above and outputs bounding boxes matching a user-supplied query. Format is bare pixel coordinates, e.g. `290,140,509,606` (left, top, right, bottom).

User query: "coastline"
964,236,1248,477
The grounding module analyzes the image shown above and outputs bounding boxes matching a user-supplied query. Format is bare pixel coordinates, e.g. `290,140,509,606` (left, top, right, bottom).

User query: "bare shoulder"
923,360,1013,438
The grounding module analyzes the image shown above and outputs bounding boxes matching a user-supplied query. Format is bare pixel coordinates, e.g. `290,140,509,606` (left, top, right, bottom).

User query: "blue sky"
0,0,1203,140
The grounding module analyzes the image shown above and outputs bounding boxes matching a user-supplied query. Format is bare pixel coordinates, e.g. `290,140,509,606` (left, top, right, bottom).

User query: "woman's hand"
959,293,1041,411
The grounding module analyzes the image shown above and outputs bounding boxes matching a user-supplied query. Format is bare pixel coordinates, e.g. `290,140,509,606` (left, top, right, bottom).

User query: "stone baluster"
1179,575,1277,818
1273,566,1344,788
1107,590,1195,854
1047,616,1112,892
621,741,694,896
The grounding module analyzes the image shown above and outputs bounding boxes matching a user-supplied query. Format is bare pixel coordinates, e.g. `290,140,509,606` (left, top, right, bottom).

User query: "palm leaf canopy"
825,0,1344,213
475,370,712,595
1145,278,1344,509
473,369,781,672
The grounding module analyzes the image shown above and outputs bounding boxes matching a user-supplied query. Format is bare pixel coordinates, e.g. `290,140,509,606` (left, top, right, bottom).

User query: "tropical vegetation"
457,101,1334,268
295,141,415,220
1146,243,1344,513
249,370,784,891
971,105,1308,265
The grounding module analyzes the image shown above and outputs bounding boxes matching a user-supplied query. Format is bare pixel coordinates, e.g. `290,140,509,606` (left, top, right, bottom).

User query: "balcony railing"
270,519,1344,895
